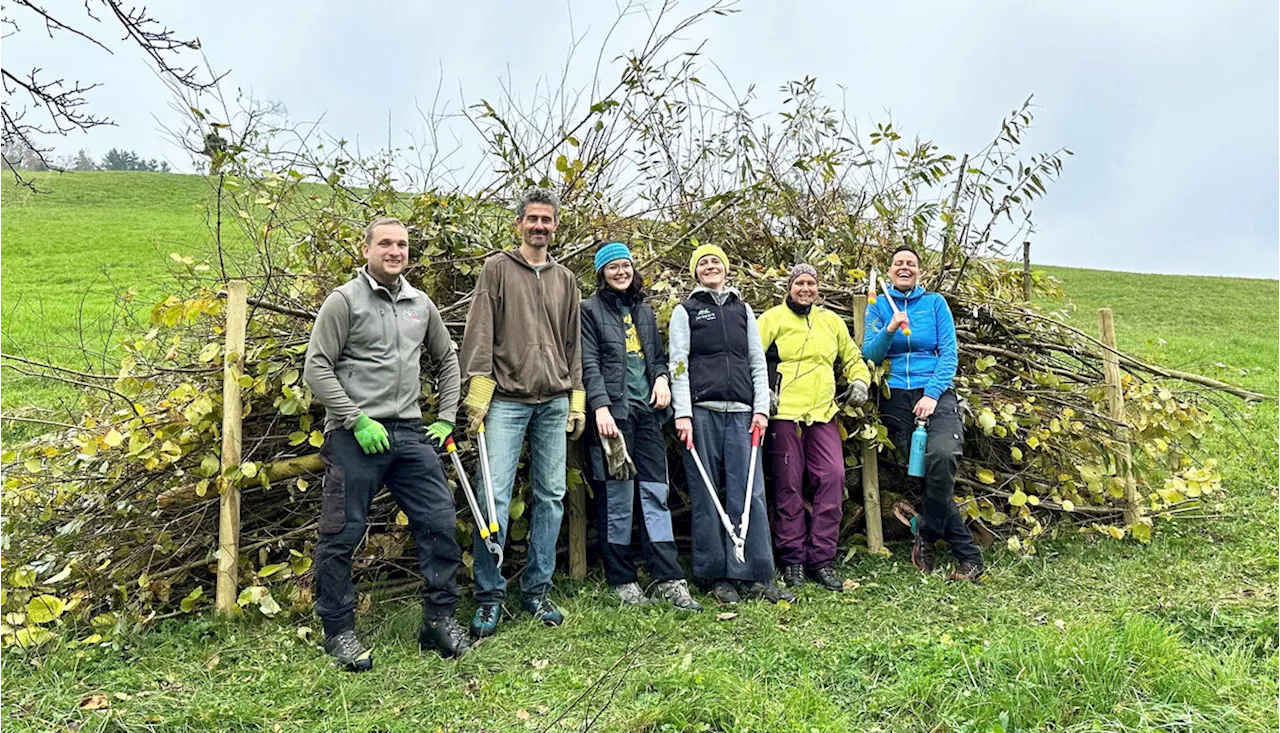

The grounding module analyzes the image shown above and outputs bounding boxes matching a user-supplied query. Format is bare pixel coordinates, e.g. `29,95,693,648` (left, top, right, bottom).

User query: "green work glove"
425,420,453,447
352,414,390,454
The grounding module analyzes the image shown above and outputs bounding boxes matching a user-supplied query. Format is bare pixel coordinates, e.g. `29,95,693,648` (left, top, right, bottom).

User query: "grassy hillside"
1,173,1277,732
1,171,215,414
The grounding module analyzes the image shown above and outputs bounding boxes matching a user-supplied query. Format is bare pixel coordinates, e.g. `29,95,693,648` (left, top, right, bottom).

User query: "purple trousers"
767,419,845,568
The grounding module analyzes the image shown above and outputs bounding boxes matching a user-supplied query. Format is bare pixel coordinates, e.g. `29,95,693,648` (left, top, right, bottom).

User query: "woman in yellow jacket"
757,264,870,592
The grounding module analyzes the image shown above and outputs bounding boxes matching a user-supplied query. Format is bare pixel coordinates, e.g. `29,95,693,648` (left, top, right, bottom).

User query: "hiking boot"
521,595,565,626
741,581,796,604
910,517,936,573
611,582,651,606
323,629,373,673
419,616,471,659
710,580,741,605
806,565,843,592
470,603,501,639
948,562,985,584
651,579,703,612
781,564,806,589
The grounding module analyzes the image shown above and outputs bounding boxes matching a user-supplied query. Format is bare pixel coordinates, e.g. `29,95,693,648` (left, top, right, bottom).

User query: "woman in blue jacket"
863,246,984,582
582,241,702,611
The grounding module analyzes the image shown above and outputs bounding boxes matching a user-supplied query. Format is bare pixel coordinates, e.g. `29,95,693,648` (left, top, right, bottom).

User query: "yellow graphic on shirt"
623,312,644,357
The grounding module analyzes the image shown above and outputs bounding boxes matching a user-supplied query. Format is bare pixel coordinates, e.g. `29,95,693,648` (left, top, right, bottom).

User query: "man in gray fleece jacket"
303,217,469,670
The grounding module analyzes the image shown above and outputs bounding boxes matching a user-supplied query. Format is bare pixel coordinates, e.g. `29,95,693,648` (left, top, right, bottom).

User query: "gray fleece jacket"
304,267,461,432
667,285,771,418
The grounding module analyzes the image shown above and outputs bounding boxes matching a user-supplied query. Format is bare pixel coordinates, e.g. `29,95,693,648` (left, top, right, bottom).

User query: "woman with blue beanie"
581,241,702,611
863,245,984,582
669,244,794,605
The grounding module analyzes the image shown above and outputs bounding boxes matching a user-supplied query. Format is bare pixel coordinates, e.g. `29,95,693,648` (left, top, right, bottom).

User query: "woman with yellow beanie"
668,244,794,605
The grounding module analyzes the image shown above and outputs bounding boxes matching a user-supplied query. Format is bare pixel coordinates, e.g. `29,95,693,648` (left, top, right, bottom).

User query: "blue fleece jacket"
861,285,958,399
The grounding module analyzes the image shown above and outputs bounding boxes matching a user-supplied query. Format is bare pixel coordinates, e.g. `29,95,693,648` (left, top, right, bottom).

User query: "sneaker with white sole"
651,579,703,612
612,582,651,606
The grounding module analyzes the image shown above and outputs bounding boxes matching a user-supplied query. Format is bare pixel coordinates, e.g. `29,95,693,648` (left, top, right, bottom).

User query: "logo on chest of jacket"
694,308,717,322
404,310,422,323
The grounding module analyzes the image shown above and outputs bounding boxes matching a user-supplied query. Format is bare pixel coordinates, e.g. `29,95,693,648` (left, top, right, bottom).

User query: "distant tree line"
3,140,171,173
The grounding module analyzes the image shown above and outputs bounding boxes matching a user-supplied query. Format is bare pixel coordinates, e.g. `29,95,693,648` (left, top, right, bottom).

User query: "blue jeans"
472,397,569,605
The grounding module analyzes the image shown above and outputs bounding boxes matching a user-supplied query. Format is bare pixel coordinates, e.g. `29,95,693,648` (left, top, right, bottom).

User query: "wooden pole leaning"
1097,308,1141,525
216,280,249,614
851,296,885,554
1022,241,1032,302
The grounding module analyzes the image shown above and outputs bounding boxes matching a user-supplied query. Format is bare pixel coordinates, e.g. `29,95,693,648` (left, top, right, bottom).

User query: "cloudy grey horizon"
4,1,1277,279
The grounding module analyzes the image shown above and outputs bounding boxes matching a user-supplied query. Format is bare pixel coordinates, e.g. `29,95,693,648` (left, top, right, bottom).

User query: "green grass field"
2,173,1278,732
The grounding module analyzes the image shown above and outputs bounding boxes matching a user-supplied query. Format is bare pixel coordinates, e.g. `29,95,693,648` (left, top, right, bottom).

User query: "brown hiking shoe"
948,562,984,583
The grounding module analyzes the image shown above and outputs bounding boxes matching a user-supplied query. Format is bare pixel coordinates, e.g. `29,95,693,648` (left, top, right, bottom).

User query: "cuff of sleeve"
342,412,364,430
588,393,612,412
569,390,587,415
464,376,496,411
925,385,945,400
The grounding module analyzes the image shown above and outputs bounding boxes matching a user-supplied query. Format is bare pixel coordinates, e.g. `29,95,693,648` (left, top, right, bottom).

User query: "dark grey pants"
314,419,460,636
680,408,775,584
588,410,684,586
879,389,984,566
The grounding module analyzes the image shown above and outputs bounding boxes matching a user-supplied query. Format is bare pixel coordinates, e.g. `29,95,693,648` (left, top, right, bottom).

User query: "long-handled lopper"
684,438,747,564
444,434,503,569
475,423,502,560
879,278,912,337
735,423,764,560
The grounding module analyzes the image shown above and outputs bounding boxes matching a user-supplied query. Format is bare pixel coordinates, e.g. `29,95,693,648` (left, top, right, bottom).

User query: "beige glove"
601,432,637,479
567,389,587,441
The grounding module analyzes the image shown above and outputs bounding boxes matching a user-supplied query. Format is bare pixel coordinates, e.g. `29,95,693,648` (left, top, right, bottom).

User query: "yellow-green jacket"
757,303,870,425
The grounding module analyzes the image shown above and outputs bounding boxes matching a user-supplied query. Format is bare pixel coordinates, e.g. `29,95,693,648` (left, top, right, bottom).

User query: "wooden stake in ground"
216,280,249,614
567,442,588,580
1097,308,1140,525
850,296,885,554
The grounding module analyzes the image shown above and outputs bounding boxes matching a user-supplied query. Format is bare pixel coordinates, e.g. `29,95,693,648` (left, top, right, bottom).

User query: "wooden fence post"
1097,308,1140,525
1022,241,1032,302
851,296,885,554
567,443,587,580
216,280,249,614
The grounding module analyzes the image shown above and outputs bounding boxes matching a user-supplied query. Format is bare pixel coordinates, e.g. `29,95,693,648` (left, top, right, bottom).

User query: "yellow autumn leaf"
1008,489,1027,507
396,511,409,526
103,428,124,448
976,468,996,485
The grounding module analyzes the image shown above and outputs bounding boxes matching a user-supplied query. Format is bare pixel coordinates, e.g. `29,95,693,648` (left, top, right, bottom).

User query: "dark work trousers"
680,407,775,584
314,419,461,636
587,410,684,587
878,389,983,566
766,418,845,569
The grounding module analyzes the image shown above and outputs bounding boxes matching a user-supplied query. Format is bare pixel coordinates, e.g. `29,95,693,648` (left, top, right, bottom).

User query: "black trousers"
879,389,984,566
588,410,684,586
314,419,460,636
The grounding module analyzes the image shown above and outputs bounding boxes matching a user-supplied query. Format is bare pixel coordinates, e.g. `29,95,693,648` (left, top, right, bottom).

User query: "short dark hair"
516,188,560,220
593,239,644,296
890,244,920,266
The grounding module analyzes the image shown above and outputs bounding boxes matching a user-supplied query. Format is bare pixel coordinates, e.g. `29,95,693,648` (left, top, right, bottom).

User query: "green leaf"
288,431,307,446
977,468,997,485
509,496,526,520
308,431,324,448
26,595,66,624
257,563,289,578
1008,489,1027,506
257,592,282,617
180,586,205,613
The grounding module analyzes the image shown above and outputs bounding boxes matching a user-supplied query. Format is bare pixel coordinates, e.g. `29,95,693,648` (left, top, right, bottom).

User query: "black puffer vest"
683,290,753,405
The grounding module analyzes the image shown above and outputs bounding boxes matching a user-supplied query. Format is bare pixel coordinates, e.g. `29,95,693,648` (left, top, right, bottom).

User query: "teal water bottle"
907,420,928,477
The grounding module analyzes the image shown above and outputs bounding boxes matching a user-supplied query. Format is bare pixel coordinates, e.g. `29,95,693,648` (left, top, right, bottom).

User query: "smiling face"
602,259,634,292
789,274,818,306
695,254,726,289
890,249,921,290
362,222,410,283
517,202,558,250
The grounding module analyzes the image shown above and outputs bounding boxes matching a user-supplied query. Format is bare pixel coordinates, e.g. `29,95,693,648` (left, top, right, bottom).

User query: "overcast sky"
5,1,1277,278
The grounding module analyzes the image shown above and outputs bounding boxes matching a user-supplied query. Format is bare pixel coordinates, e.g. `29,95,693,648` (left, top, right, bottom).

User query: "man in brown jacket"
459,188,586,638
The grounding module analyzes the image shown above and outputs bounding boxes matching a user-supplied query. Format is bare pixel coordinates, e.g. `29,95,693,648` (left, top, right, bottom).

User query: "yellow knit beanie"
689,243,731,280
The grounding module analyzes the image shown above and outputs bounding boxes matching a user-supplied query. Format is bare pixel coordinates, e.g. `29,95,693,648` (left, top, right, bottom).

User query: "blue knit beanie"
594,241,632,272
